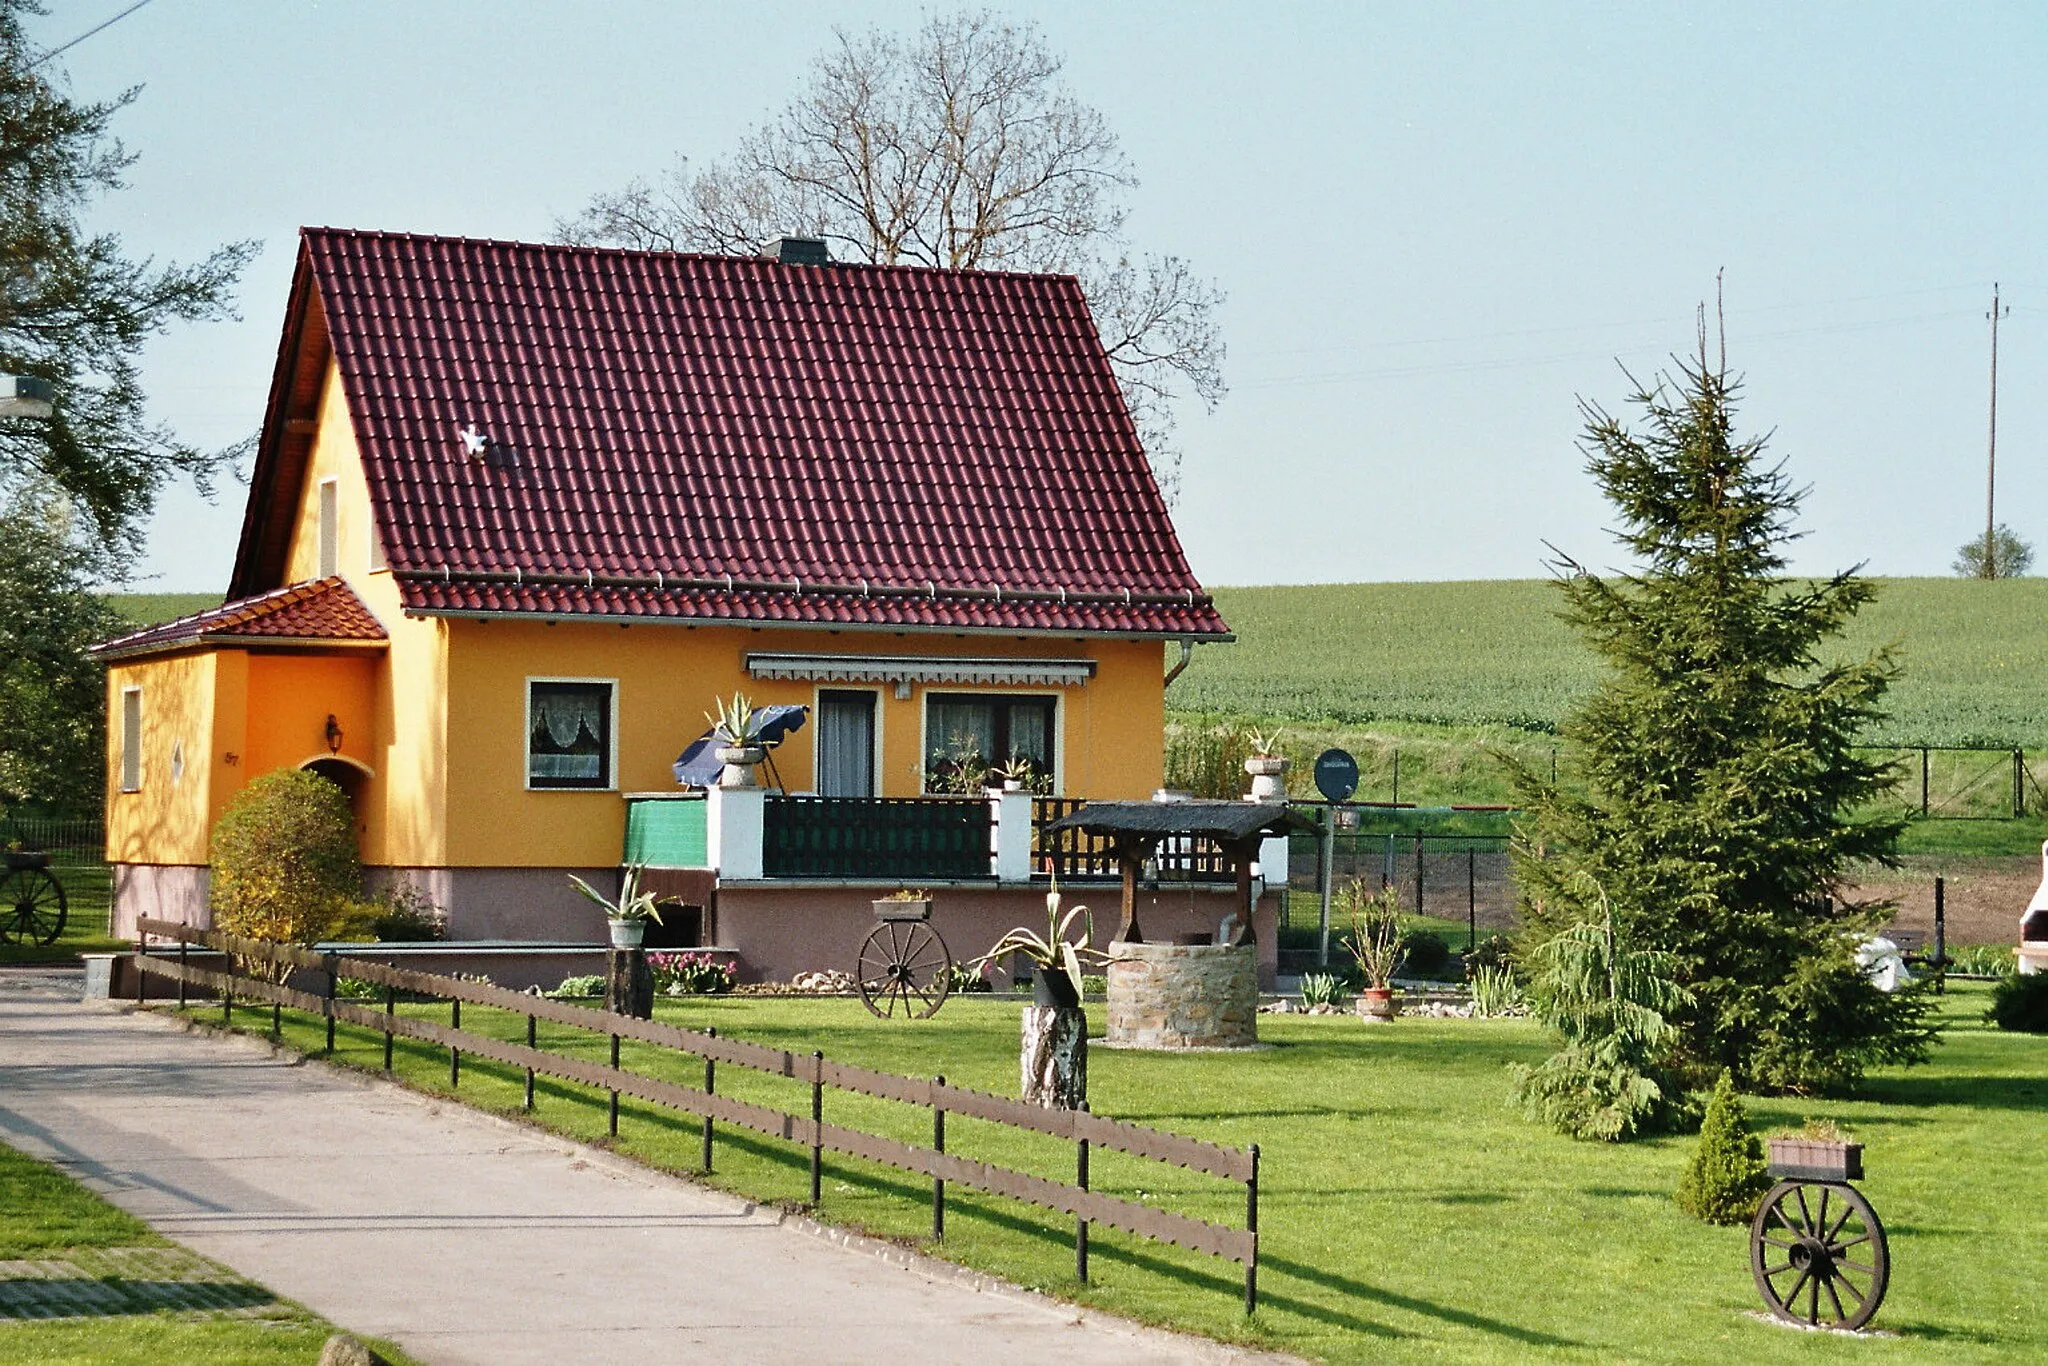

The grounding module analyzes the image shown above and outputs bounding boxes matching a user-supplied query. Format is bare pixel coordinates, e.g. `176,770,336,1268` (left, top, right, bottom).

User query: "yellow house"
96,229,1247,976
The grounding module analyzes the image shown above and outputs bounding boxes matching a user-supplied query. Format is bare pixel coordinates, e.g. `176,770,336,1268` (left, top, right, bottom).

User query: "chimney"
761,236,830,267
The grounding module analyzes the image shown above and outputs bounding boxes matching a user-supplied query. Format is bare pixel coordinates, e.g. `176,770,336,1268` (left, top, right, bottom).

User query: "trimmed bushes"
1675,1072,1770,1224
210,769,360,974
1987,973,2048,1033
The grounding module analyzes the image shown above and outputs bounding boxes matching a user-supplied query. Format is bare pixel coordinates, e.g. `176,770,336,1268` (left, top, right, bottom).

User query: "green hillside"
1173,578,2048,747
104,593,221,627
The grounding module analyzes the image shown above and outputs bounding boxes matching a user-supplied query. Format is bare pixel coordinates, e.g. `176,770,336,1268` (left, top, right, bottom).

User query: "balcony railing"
1031,797,1233,883
762,796,994,881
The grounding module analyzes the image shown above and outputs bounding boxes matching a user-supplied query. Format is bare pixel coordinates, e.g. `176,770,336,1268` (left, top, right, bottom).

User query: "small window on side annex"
924,693,1054,793
528,681,613,790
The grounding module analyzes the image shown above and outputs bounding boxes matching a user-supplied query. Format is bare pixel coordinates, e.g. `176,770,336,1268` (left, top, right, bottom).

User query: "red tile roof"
92,578,387,660
231,230,1228,639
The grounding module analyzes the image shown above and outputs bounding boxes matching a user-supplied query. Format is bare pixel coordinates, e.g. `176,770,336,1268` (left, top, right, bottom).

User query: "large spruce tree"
1512,324,1938,1095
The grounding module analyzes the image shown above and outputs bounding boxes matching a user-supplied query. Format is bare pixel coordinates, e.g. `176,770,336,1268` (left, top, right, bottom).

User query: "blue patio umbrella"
672,704,809,788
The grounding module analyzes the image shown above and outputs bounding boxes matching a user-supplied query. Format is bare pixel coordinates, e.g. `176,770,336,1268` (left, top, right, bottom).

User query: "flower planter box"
4,850,50,871
872,897,932,922
1766,1137,1863,1182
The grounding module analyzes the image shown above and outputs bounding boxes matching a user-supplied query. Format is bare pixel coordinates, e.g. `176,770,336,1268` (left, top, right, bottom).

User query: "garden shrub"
1675,1071,1770,1224
551,974,605,999
365,882,446,942
946,961,994,993
1949,944,2016,977
1464,934,1516,979
649,950,735,996
1986,973,2048,1033
1399,930,1452,979
210,769,360,978
1298,972,1348,1009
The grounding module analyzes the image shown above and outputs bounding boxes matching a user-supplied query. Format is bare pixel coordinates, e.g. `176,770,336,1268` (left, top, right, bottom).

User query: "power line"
29,0,159,69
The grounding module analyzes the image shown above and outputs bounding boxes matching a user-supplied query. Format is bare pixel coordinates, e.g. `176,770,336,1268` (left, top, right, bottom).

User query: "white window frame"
811,684,885,797
366,511,388,574
523,676,619,792
317,477,339,579
119,686,143,792
917,688,1062,795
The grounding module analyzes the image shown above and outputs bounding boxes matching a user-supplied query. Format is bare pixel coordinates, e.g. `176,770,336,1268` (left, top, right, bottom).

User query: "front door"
816,690,876,796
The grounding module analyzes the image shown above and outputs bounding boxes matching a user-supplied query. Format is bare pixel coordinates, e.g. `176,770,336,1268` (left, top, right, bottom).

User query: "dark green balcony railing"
761,796,993,880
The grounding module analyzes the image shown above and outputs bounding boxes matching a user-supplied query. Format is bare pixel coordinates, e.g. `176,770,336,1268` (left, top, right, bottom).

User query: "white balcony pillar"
991,791,1034,883
705,786,765,881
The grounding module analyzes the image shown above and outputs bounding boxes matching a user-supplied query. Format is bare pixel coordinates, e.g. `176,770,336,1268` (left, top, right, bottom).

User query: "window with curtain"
923,694,1055,792
528,681,613,789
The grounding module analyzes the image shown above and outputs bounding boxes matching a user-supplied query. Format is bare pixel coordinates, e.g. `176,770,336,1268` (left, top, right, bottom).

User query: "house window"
527,680,614,789
924,693,1054,792
120,688,142,792
317,478,338,578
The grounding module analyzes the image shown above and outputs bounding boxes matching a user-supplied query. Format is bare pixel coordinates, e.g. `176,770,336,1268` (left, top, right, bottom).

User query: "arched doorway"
300,757,372,841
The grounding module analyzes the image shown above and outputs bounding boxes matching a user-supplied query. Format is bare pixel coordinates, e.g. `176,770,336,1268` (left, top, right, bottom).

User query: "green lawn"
100,592,220,628
0,1143,416,1364
171,982,2042,1363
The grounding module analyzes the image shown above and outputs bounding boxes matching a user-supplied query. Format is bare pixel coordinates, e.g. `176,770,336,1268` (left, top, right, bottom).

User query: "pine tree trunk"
1021,1005,1087,1108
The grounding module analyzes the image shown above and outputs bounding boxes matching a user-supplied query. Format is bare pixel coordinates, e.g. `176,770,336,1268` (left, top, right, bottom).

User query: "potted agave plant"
989,755,1036,794
1243,729,1289,802
706,692,769,788
568,863,664,949
971,885,1108,1107
1343,879,1403,1020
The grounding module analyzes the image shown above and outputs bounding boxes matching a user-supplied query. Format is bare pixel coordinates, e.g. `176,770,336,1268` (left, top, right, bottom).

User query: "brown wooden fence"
132,918,1260,1311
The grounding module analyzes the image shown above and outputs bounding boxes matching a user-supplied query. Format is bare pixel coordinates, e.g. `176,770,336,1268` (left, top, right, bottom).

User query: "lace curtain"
532,689,603,749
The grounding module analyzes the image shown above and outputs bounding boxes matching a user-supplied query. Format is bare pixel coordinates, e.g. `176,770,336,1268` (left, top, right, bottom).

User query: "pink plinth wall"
713,883,1280,991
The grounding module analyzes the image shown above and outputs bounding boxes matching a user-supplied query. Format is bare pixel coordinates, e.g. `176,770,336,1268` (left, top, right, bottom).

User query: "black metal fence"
762,796,993,880
1281,825,1515,971
0,814,102,852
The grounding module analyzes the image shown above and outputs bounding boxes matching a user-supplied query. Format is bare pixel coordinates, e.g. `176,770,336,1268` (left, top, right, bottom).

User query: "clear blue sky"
31,0,2048,592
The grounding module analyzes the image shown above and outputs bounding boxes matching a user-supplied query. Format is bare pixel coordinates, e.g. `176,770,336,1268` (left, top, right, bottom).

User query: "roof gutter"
404,603,1233,644
1163,637,1196,690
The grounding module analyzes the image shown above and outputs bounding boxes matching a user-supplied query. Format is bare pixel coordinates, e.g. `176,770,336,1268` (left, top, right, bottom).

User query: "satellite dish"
1314,748,1359,803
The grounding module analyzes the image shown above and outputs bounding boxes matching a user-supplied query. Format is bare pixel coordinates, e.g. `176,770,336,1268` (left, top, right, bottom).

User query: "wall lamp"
324,715,344,754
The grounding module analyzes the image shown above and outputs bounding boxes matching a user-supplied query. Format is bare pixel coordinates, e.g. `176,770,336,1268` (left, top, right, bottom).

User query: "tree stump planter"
1021,967,1087,1108
607,946,653,1019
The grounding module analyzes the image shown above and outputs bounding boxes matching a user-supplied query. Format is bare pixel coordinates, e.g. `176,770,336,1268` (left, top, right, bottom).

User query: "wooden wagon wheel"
0,865,67,946
1750,1179,1889,1331
855,919,953,1019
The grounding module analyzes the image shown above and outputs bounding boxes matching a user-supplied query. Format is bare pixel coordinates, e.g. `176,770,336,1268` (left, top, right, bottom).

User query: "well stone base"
1104,941,1258,1049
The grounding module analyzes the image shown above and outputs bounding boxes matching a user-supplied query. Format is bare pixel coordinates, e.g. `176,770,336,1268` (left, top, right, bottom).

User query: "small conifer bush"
1675,1071,1770,1224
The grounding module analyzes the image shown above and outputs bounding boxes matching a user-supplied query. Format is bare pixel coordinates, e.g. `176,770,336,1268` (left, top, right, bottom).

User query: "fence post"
323,955,336,1053
134,924,147,1006
1245,1143,1261,1315
1467,848,1477,950
1076,1101,1090,1284
450,998,462,1088
931,1074,945,1240
524,1013,537,1110
1414,834,1424,916
177,935,188,1010
221,941,232,1027
701,1027,716,1173
1921,747,1930,816
2016,748,2025,819
1317,804,1335,968
1934,877,1946,997
809,1050,824,1208
383,983,394,1071
1391,748,1400,805
608,1033,621,1138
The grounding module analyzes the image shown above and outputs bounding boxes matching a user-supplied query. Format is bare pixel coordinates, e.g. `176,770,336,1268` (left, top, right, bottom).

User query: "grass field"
102,592,219,627
177,982,2042,1364
0,1141,416,1363
1175,578,2048,747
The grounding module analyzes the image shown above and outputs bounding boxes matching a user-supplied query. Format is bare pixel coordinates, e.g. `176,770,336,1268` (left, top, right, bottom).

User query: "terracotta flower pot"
1358,986,1398,1021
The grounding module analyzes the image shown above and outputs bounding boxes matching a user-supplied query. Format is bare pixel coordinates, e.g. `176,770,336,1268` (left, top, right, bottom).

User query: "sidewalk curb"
108,999,1298,1366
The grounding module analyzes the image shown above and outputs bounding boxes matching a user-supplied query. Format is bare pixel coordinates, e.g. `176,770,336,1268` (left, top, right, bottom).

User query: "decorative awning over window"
745,653,1096,688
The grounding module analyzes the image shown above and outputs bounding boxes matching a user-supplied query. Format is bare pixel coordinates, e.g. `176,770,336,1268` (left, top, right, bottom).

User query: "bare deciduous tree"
556,11,1222,499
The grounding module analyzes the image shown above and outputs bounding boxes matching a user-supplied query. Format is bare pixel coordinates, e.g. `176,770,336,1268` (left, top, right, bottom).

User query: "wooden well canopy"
1041,801,1315,945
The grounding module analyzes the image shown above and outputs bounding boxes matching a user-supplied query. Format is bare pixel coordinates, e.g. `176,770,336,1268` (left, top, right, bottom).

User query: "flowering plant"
649,950,736,996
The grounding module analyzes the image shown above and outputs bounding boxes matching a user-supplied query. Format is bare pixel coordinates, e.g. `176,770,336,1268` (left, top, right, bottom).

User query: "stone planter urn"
715,744,767,788
1357,986,1398,1021
1244,754,1289,803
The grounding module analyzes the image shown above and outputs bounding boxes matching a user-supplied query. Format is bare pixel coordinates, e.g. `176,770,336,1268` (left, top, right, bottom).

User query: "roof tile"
93,578,387,660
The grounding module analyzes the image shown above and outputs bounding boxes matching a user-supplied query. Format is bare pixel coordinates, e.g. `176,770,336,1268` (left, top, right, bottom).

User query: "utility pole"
1985,283,2010,576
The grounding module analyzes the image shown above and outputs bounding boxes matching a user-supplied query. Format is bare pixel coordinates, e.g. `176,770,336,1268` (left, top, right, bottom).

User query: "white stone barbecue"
2019,841,2048,976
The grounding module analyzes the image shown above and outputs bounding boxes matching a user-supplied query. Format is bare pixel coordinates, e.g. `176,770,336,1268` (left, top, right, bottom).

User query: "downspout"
1162,638,1194,690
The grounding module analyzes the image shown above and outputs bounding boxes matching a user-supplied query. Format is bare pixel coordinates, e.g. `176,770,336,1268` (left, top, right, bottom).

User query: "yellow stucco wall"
442,621,1166,868
103,652,217,865
277,359,449,866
